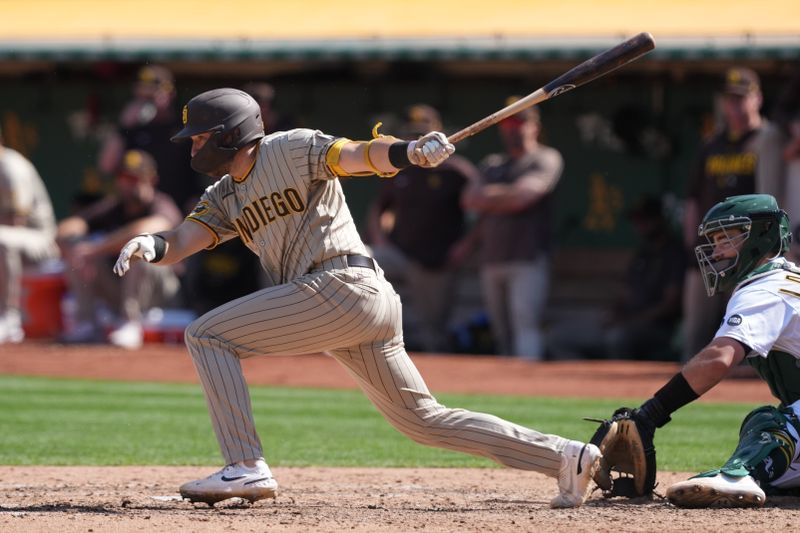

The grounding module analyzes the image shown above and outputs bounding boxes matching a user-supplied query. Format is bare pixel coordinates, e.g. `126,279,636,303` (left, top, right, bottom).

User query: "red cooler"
20,262,67,338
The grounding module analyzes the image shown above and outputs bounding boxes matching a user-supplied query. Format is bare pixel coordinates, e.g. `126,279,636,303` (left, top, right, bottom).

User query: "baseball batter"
113,88,601,508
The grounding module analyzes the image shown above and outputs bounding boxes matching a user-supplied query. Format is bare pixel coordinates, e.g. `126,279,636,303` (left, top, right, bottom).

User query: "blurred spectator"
547,196,685,360
0,127,59,343
98,64,201,213
462,102,563,360
770,65,800,261
782,116,800,257
242,81,298,134
367,104,481,352
57,150,182,348
681,67,772,360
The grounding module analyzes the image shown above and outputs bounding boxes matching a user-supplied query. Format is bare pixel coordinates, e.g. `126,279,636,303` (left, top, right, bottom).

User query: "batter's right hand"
408,131,455,168
113,234,157,277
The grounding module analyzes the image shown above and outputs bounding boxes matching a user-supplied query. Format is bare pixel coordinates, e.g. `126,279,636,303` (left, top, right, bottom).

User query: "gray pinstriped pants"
184,256,567,477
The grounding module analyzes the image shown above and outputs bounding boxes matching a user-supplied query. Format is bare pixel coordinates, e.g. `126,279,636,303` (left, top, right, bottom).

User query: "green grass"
0,375,755,472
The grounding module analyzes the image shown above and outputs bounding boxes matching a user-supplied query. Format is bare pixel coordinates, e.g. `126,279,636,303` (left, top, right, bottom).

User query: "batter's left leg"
329,341,600,506
330,341,567,472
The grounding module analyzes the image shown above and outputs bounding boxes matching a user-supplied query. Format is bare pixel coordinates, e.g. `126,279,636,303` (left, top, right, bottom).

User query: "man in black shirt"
367,105,481,352
462,103,563,359
98,65,201,213
681,67,768,360
57,150,182,348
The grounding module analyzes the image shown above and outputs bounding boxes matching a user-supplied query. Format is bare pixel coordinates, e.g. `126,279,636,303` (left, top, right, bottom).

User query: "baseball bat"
448,32,656,144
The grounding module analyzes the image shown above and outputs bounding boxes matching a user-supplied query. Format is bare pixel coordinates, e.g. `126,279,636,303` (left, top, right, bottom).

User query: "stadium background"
1,3,799,530
2,0,798,248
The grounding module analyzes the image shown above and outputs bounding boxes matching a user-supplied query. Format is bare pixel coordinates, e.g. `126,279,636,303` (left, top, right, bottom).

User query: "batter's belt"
314,254,377,272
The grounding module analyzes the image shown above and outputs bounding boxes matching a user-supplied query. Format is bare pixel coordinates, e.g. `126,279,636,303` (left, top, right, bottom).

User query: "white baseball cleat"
108,320,144,350
666,473,765,508
550,440,603,508
0,311,25,344
180,460,278,505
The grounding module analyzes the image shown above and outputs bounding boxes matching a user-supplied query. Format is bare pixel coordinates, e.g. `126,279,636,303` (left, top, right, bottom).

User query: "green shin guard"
695,406,797,487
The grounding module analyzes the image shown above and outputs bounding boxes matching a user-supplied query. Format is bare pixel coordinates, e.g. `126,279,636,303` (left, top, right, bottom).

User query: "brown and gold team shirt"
686,127,761,249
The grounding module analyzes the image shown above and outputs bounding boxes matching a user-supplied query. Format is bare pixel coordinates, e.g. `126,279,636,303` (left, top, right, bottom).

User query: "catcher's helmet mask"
172,88,265,177
695,194,792,296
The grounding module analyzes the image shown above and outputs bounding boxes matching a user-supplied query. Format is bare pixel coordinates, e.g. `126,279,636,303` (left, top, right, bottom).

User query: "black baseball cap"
116,149,158,182
723,67,761,96
136,65,174,92
402,104,442,136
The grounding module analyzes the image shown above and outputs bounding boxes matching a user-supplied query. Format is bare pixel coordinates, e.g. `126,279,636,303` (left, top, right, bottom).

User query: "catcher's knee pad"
720,405,798,487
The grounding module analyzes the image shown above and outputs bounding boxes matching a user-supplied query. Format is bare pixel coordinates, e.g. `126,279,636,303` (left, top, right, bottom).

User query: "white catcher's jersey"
186,128,368,286
715,259,800,488
715,258,800,361
716,257,800,405
715,258,800,407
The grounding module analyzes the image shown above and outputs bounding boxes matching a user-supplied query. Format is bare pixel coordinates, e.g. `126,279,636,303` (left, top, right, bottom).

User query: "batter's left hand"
113,234,157,277
409,131,455,168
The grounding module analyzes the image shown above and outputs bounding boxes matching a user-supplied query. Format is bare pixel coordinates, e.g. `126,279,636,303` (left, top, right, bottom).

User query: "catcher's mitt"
587,407,657,498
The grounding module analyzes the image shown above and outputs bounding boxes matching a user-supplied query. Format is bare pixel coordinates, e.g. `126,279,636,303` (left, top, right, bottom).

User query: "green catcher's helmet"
695,194,792,296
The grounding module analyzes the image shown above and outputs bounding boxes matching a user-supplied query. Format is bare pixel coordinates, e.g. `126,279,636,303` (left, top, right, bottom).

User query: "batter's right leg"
179,320,276,505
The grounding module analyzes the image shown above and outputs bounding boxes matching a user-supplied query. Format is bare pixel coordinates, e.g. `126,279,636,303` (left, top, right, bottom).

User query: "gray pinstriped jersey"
186,128,368,286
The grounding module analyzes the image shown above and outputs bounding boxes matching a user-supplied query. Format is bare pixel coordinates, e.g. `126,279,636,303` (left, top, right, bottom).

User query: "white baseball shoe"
180,460,278,505
0,311,25,344
666,473,765,508
108,320,143,350
550,440,603,508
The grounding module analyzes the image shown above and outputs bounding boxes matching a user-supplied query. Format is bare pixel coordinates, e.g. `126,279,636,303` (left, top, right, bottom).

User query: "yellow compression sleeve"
325,123,402,178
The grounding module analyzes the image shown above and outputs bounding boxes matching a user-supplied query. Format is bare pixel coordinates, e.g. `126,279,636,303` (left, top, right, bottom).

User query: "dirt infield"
0,342,789,531
4,466,799,533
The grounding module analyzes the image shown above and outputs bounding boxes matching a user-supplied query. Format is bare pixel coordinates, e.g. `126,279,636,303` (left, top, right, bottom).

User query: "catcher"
590,194,800,508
